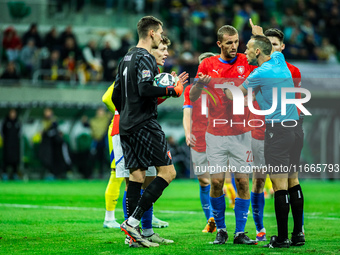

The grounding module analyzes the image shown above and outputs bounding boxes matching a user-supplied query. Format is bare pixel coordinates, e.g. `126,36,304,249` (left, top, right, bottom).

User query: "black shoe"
233,232,258,245
213,229,228,244
263,235,290,248
290,232,305,246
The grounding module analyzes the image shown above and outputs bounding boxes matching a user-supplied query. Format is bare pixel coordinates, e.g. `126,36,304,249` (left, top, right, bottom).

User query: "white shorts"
113,134,157,178
206,131,253,174
191,148,208,176
251,138,265,168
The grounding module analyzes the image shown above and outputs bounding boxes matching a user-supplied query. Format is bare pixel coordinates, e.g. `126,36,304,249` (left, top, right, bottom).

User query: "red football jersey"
111,111,120,136
183,84,208,152
286,62,302,116
196,53,256,136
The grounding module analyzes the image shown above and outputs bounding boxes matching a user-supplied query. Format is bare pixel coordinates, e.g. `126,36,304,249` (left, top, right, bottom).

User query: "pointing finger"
249,18,254,27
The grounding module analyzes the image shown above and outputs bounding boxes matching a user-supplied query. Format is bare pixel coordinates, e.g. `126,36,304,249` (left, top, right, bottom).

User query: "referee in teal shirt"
225,19,304,249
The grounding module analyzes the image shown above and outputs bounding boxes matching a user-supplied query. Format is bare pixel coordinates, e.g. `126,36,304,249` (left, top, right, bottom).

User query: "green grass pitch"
0,179,339,254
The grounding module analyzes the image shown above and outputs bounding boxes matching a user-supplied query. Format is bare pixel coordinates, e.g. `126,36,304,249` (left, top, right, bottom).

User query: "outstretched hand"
196,72,211,88
249,18,264,36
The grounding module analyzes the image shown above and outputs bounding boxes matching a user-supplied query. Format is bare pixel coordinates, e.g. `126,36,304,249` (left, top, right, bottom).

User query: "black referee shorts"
264,121,296,174
120,119,172,169
289,118,304,167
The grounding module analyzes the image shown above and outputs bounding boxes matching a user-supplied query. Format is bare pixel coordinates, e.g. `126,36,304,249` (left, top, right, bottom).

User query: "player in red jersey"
183,52,217,233
250,28,305,246
190,25,257,245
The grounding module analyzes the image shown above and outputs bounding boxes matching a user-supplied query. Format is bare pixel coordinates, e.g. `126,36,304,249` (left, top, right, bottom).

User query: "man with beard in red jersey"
190,25,258,245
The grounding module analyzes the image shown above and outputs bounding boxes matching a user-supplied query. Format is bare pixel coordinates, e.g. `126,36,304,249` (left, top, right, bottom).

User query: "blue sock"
123,191,128,220
234,197,250,234
140,189,153,229
251,192,265,232
231,173,237,193
200,184,213,221
210,194,226,229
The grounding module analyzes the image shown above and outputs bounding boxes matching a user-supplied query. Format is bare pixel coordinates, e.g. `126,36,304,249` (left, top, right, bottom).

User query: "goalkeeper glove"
166,80,183,97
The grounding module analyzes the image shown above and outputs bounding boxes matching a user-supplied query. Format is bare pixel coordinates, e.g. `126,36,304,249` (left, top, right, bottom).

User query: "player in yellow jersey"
102,84,125,228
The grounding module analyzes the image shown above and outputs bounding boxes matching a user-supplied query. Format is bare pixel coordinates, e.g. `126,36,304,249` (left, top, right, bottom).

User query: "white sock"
104,210,115,221
142,228,154,237
127,216,140,227
235,232,244,237
218,228,227,233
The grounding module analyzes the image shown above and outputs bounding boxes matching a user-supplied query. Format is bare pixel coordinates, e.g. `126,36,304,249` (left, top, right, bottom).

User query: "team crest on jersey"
237,66,245,75
142,70,151,78
167,150,172,159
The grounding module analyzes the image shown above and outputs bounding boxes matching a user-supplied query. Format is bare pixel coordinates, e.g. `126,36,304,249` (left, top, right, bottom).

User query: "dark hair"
217,25,238,42
251,35,273,55
137,16,163,39
264,28,284,43
161,36,171,46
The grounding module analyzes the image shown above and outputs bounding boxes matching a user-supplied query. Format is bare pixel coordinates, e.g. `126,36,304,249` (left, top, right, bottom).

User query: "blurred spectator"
178,40,199,79
44,27,60,52
0,62,20,81
304,34,318,60
38,108,71,179
59,26,79,49
89,107,110,178
60,37,82,62
1,109,21,180
317,38,338,63
101,30,122,51
197,17,215,52
2,27,22,62
73,115,93,179
282,8,300,28
325,5,340,50
300,20,315,37
119,32,134,57
82,40,103,81
232,3,260,40
41,50,63,81
101,40,118,81
20,39,39,77
22,23,42,48
60,37,82,80
284,20,306,59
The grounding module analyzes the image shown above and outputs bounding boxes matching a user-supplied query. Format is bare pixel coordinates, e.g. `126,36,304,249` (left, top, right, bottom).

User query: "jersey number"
123,66,128,97
246,151,253,163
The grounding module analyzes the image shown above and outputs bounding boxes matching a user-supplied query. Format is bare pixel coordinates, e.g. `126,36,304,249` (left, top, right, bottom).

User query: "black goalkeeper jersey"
112,47,159,135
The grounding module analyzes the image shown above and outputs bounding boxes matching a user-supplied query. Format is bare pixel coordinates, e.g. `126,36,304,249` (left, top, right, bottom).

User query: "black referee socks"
132,176,169,221
289,184,304,235
126,181,142,218
274,190,290,242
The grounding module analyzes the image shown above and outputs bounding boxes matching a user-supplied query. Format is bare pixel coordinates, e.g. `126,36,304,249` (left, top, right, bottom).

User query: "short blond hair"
217,25,238,42
198,52,216,64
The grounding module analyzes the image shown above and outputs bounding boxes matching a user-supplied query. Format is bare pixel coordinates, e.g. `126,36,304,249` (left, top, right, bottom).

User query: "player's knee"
210,178,224,191
236,178,249,196
198,177,210,187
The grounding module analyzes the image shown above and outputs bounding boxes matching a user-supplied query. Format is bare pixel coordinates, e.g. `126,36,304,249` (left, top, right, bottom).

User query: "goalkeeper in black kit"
112,15,187,248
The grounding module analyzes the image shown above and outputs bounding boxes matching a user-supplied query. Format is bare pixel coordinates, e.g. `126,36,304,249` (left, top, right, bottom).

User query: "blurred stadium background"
0,0,340,180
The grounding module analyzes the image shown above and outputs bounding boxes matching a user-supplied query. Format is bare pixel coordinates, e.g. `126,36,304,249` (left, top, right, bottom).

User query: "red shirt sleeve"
195,59,208,78
183,85,192,108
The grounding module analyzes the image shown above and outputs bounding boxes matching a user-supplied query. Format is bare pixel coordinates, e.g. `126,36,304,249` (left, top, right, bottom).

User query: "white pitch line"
0,203,339,221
